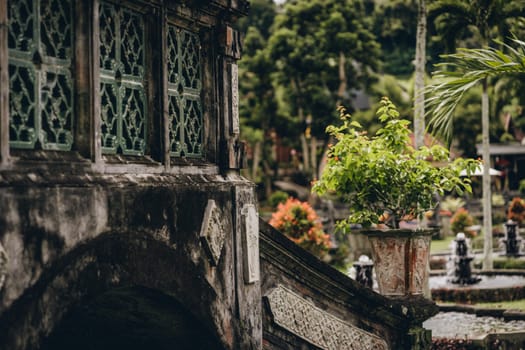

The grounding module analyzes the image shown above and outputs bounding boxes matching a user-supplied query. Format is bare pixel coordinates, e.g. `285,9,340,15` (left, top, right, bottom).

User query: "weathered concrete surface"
0,172,260,350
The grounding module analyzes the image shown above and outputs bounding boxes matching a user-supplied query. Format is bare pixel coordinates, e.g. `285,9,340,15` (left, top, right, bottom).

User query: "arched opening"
0,232,232,350
40,285,224,350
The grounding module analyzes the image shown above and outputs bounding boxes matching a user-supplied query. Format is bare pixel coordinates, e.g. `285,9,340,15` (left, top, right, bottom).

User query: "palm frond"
425,38,525,141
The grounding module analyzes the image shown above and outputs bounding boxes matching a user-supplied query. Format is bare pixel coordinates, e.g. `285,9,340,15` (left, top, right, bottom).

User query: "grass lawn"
476,299,525,310
430,236,454,254
440,299,525,311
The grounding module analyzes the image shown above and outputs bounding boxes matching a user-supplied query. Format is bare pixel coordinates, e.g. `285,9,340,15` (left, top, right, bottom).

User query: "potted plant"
313,97,479,296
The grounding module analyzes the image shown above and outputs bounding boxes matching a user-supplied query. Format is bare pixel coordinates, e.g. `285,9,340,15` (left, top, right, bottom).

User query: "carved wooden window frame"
7,0,75,151
98,0,155,158
163,13,216,167
0,0,220,169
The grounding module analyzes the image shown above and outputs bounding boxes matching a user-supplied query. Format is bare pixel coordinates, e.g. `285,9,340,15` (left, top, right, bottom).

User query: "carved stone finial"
200,200,226,266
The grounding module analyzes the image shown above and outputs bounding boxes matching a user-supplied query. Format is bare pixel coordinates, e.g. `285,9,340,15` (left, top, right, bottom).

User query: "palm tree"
426,39,525,270
428,0,525,52
414,0,427,150
427,0,525,270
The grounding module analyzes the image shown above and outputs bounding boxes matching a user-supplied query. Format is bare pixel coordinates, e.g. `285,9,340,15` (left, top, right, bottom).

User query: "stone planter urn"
365,229,435,296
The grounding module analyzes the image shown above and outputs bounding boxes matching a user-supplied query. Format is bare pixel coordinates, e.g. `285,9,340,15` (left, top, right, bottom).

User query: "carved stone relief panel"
265,285,388,350
241,204,259,284
410,235,431,294
230,63,239,135
199,200,226,266
370,237,406,295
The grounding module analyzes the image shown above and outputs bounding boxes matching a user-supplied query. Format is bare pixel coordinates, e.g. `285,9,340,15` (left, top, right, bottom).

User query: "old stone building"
0,1,436,349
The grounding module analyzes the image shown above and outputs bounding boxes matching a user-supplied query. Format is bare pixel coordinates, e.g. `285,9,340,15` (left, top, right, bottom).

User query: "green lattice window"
99,2,147,156
167,25,203,158
8,0,74,150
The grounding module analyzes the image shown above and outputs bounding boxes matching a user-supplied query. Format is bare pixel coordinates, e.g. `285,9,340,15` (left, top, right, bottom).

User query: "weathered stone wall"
0,172,261,350
0,0,258,348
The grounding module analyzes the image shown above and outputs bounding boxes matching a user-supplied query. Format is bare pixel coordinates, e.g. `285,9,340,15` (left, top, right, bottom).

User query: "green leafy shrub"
313,97,479,230
493,258,525,269
267,191,289,209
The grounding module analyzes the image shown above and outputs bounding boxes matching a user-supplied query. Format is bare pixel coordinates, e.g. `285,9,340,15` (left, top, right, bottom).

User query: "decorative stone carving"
266,285,388,350
370,237,406,295
411,236,431,294
200,200,226,266
367,229,434,296
230,63,239,135
241,204,259,284
0,242,7,290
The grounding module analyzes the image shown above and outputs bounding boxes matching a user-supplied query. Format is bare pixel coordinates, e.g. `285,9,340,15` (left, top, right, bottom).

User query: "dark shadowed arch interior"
40,286,224,350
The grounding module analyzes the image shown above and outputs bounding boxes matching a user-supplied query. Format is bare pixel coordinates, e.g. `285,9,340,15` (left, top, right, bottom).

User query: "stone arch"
40,285,223,350
0,231,227,350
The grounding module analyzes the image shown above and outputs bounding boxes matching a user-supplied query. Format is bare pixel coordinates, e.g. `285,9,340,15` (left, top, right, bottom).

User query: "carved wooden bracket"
222,26,242,59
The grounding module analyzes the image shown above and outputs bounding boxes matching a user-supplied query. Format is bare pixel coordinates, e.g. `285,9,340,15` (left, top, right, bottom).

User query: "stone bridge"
0,171,437,349
0,0,436,348
0,172,261,349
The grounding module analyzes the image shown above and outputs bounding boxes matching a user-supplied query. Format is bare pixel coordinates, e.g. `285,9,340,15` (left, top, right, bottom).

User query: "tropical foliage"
312,97,479,230
424,35,525,270
426,39,525,141
237,0,525,207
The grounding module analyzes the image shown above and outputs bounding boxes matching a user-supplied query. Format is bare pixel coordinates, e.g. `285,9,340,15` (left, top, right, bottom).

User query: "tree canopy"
238,0,525,198
267,0,380,138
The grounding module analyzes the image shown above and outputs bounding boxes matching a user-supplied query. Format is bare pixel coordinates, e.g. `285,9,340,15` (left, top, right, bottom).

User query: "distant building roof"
476,143,525,155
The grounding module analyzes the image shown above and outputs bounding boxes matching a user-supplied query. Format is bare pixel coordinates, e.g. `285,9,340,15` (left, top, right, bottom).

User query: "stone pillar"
234,184,262,349
91,0,103,166
74,0,101,163
220,25,245,171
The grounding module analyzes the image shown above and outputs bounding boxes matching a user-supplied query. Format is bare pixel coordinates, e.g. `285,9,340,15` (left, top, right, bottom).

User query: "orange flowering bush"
269,198,331,258
450,207,476,238
508,197,525,224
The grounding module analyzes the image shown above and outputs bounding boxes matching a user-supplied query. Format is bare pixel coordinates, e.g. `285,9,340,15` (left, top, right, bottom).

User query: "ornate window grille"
8,0,74,150
6,1,208,161
99,1,147,156
167,25,203,158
